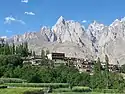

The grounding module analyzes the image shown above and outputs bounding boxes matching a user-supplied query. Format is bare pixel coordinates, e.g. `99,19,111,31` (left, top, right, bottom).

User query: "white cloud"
17,20,26,24
1,36,7,39
4,16,26,25
82,20,87,23
6,30,12,33
24,12,35,16
21,0,28,3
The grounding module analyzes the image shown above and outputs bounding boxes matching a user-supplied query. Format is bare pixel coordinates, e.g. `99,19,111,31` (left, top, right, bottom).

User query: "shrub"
0,85,7,89
4,83,69,89
23,90,44,94
72,86,91,92
93,89,119,93
0,78,26,83
0,80,4,84
54,88,71,92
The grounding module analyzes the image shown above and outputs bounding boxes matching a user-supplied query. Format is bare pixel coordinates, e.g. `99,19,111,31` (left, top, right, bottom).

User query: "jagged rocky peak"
56,16,65,25
52,16,88,45
108,17,125,39
87,21,104,37
110,17,125,27
40,26,57,42
110,19,121,27
87,20,105,43
23,32,37,39
121,17,125,22
41,26,49,31
88,20,105,31
40,26,51,34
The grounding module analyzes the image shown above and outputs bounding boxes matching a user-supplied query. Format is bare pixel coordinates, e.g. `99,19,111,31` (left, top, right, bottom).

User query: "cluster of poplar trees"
0,38,29,57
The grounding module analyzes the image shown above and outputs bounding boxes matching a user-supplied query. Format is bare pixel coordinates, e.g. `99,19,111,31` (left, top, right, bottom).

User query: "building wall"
47,54,52,60
53,59,66,66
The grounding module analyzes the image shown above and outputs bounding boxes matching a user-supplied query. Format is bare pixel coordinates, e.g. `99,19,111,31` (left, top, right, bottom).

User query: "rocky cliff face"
87,18,125,65
7,16,125,65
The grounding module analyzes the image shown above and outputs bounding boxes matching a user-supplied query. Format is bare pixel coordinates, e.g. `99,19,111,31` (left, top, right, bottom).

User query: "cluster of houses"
23,52,120,73
22,55,42,65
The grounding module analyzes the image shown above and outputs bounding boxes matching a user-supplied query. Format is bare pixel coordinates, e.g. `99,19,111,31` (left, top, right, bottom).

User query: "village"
23,52,120,73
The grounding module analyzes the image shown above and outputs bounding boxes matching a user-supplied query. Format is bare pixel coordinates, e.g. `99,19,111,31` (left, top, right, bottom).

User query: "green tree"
23,42,29,57
15,42,29,57
41,49,45,58
4,43,11,55
0,38,5,47
21,65,41,83
29,50,32,56
0,55,23,77
46,49,50,55
33,51,36,58
105,55,109,89
8,43,15,55
121,64,125,73
92,58,102,89
105,55,109,72
94,57,101,74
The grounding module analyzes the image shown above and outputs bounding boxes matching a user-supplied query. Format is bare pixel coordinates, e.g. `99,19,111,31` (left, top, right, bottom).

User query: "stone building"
23,56,42,65
47,52,66,66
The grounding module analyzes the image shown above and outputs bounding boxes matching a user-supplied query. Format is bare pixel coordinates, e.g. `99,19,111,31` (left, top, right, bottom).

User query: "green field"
52,92,109,94
0,88,123,94
0,87,42,94
0,83,123,94
0,89,103,94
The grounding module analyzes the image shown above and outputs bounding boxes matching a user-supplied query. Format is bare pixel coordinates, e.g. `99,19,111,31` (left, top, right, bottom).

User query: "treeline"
0,39,50,58
0,39,29,57
91,56,125,91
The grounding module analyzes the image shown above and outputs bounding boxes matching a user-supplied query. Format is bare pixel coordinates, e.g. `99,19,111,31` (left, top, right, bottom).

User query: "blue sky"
0,0,125,37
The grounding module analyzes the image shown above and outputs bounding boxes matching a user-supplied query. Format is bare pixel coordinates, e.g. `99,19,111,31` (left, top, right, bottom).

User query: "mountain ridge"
3,16,125,65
